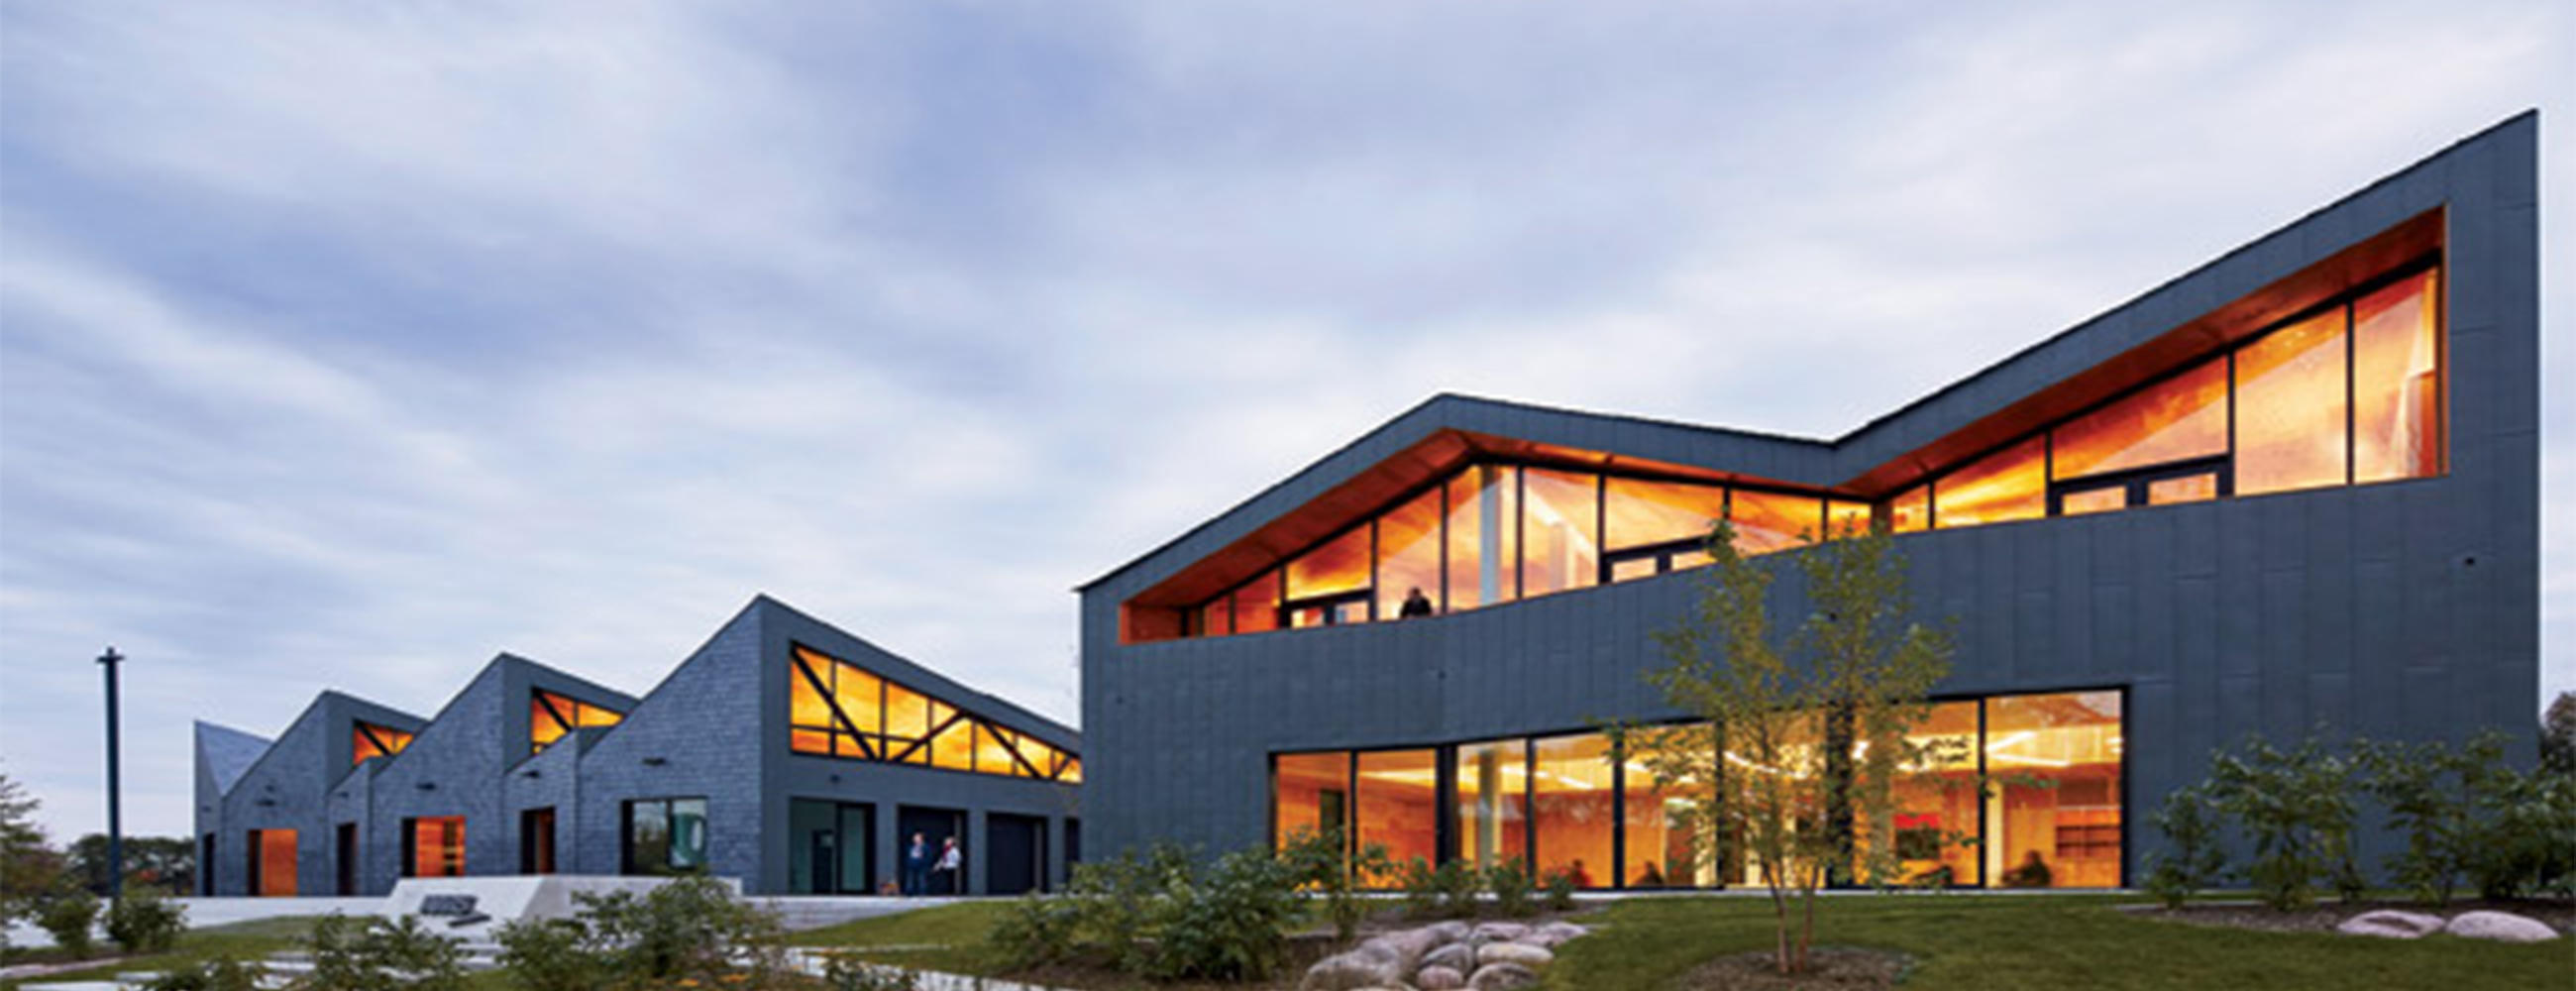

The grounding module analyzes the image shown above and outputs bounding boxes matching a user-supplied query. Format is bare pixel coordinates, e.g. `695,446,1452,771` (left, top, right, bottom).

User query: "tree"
1,765,68,936
68,834,196,897
2542,691,2575,776
1615,517,1951,975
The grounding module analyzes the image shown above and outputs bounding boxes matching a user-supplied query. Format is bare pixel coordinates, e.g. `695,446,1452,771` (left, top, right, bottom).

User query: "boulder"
2445,911,2561,943
1421,942,1477,975
1360,929,1441,971
1423,921,1473,944
2335,910,2446,939
1513,932,1564,949
1470,922,1532,942
1417,965,1466,990
1477,941,1555,968
1536,921,1589,941
1467,962,1542,991
1303,948,1405,991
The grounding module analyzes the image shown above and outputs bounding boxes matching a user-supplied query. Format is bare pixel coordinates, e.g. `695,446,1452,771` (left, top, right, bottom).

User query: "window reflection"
1454,740,1526,869
1889,486,1930,534
1356,750,1439,881
2052,357,2229,482
1286,526,1372,601
1986,692,2123,889
2353,271,2442,483
2235,310,2349,496
1936,436,2046,527
1274,752,1348,852
1375,490,1444,620
1603,478,1726,550
1731,490,1823,556
2060,487,2126,516
1521,469,1599,598
2147,473,2217,505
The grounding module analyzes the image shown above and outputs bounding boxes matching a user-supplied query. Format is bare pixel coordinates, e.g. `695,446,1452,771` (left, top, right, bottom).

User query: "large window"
789,644,1082,782
531,691,623,755
401,817,465,878
1914,262,2441,530
624,798,708,876
1189,465,1848,640
353,722,413,766
1270,690,2125,890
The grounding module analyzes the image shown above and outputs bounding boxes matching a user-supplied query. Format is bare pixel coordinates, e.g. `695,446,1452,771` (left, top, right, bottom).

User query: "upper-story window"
1893,264,2441,532
352,722,413,766
788,644,1082,783
1184,464,1866,639
531,690,623,755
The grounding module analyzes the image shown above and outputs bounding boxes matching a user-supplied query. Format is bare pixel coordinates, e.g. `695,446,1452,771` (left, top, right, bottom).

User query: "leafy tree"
1278,826,1389,943
69,834,196,897
2141,783,2227,908
1618,517,1951,975
2205,732,2360,911
2543,691,2575,777
1,767,67,943
2352,734,2493,904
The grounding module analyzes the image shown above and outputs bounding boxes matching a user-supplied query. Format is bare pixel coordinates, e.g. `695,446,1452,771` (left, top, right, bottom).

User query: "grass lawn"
1556,895,2573,991
1,916,320,989
789,901,1015,974
796,895,2573,991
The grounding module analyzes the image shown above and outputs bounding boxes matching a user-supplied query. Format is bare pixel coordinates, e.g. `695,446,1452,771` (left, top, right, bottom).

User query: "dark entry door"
988,814,1046,896
336,823,358,895
898,806,967,895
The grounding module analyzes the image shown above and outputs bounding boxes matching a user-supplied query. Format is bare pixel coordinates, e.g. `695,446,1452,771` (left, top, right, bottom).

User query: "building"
194,595,1083,897
1078,114,2539,889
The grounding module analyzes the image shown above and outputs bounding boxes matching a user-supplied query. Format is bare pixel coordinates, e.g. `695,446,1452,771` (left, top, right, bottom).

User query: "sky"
0,1,2567,842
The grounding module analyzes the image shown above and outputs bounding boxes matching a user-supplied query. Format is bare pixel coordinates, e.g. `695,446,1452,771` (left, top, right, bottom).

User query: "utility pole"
100,646,124,904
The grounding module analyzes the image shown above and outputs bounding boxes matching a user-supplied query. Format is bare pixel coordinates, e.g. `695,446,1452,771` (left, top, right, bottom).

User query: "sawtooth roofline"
1077,109,2536,595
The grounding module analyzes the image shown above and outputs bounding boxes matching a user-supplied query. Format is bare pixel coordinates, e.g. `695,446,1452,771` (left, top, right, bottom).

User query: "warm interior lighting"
2051,357,2229,481
790,644,1078,782
1936,436,2047,527
2235,310,2350,496
532,691,623,756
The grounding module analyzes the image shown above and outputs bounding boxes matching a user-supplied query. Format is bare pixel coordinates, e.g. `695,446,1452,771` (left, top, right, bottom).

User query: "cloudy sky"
1,2,2567,840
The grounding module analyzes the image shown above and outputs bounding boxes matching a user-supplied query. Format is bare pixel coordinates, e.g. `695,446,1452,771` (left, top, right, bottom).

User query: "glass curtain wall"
1272,691,2123,890
790,644,1083,782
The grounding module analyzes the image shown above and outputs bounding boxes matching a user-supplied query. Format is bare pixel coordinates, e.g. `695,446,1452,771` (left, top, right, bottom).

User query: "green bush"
1541,867,1578,913
2353,735,2485,904
299,913,467,991
987,894,1083,970
572,876,790,984
986,841,1310,982
821,952,922,991
2142,783,2227,909
493,918,600,991
2463,753,2576,899
1278,826,1388,942
141,956,265,991
105,887,187,954
1147,846,1306,981
2206,733,2359,911
36,890,98,959
1485,858,1537,919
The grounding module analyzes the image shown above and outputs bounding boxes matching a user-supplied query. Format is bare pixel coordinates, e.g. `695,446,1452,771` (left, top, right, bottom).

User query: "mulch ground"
2123,897,2576,935
1675,946,1913,991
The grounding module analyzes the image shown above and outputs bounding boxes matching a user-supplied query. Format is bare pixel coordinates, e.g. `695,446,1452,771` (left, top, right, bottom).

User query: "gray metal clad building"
1078,114,2540,890
194,595,1083,897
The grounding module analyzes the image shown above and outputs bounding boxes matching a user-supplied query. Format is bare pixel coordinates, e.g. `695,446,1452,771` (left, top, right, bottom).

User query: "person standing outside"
902,831,930,896
932,835,963,895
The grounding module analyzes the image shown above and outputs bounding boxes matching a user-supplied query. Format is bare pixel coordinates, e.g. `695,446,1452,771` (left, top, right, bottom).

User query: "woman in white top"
932,836,963,895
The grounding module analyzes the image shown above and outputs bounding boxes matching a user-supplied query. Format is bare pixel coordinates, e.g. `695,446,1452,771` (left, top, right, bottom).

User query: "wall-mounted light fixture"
641,757,668,767
415,782,437,792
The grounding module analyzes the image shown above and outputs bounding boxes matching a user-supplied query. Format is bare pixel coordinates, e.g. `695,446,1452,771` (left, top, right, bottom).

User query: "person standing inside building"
903,832,929,896
1400,587,1435,618
932,835,963,895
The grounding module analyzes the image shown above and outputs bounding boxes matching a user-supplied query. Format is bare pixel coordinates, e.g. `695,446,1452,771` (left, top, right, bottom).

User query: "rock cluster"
1301,920,1590,991
2334,908,2561,942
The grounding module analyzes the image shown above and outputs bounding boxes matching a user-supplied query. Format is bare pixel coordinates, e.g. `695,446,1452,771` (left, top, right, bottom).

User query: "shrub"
1146,846,1306,981
1396,857,1445,920
141,956,264,991
300,913,467,991
2142,783,2227,909
574,876,789,983
2206,733,2358,911
2462,752,2576,900
2353,735,2485,904
105,887,187,954
493,918,599,991
36,891,98,959
1542,867,1577,913
987,894,1082,970
1278,826,1388,942
1485,858,1536,919
821,952,922,991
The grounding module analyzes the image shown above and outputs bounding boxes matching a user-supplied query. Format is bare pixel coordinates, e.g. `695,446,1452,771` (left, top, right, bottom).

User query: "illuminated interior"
352,722,414,766
249,828,297,897
788,644,1081,782
531,690,623,755
1273,690,2122,889
1185,464,1856,640
1133,261,2439,643
404,817,465,878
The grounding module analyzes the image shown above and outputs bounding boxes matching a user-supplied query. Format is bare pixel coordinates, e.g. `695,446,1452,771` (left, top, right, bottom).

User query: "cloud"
1,0,2568,841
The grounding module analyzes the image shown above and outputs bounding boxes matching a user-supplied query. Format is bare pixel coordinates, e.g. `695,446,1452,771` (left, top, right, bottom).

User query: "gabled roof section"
753,594,1081,750
216,690,425,797
194,721,272,796
1085,110,2533,602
